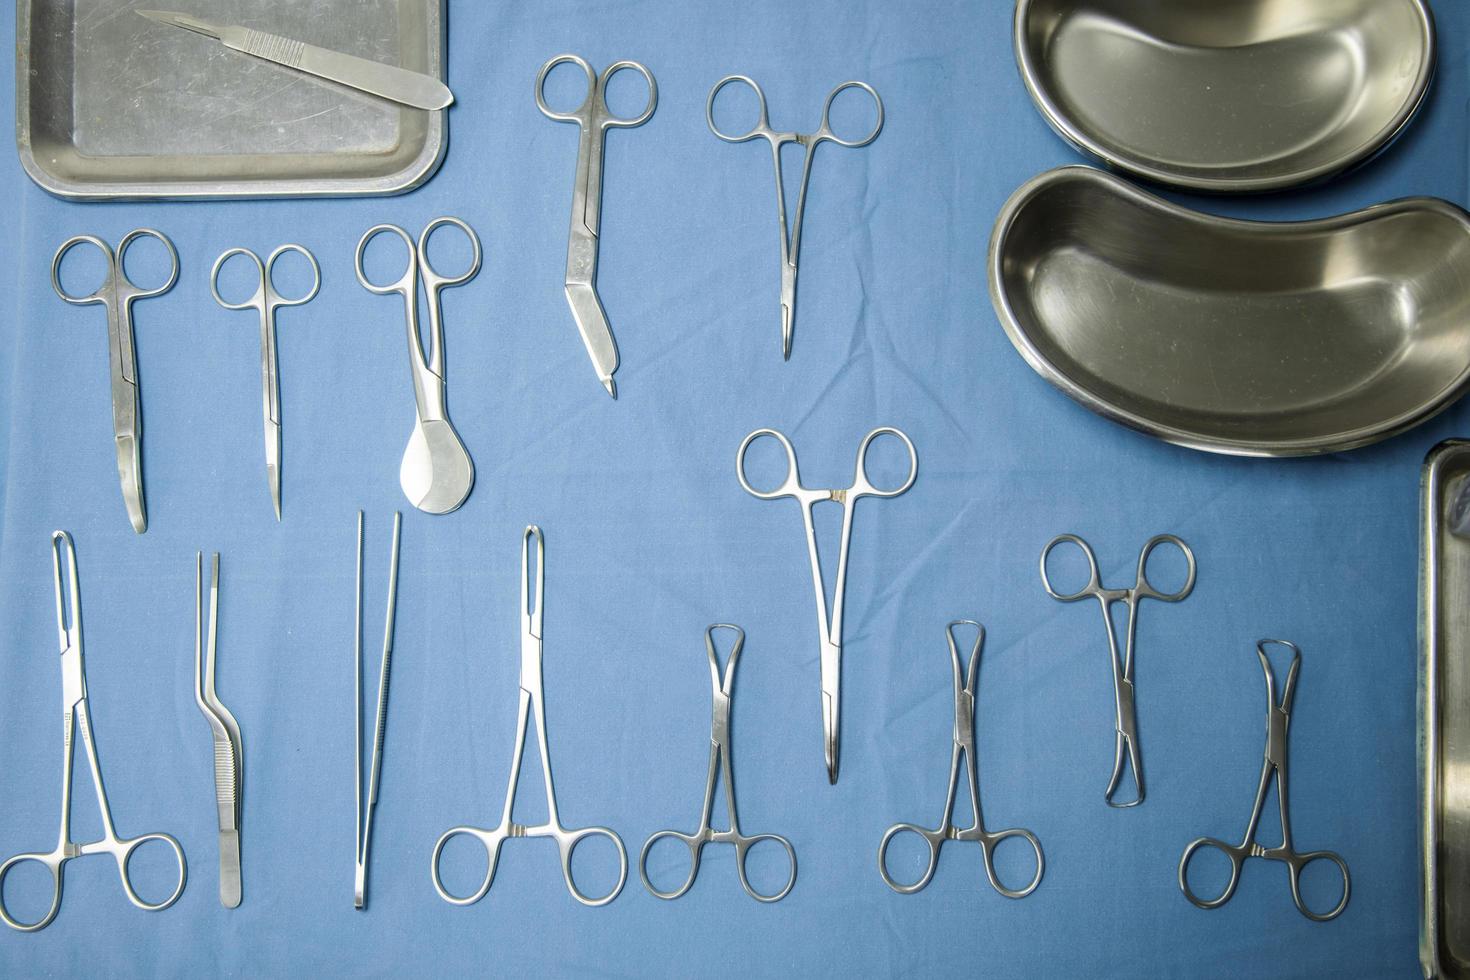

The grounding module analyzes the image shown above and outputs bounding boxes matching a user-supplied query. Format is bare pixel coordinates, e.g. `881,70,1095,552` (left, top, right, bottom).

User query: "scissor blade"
116,434,147,534
563,283,619,399
821,638,841,784
136,9,225,40
266,419,282,521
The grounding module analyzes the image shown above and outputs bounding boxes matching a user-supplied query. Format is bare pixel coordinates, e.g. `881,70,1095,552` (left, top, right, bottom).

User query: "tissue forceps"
1040,533,1196,807
736,426,917,784
210,244,320,520
52,230,179,534
432,526,629,907
194,551,243,909
640,625,796,903
707,76,883,359
0,531,187,932
1179,640,1350,921
878,622,1043,898
354,511,402,909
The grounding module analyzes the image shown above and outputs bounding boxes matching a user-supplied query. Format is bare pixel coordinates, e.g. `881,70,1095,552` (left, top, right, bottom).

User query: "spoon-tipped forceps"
640,625,797,903
536,54,657,399
194,551,243,909
52,230,180,534
433,526,629,907
707,76,883,359
354,511,402,909
878,622,1044,898
1040,533,1196,807
210,244,320,521
0,532,187,932
736,426,917,784
1179,640,1351,922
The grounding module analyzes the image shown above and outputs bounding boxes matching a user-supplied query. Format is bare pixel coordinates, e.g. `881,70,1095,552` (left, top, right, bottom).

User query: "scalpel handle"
221,26,453,110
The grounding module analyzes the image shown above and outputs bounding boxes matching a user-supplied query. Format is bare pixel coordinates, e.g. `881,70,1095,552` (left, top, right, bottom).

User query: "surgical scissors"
210,244,320,521
0,531,186,932
194,551,243,909
536,53,657,399
736,426,917,783
707,76,883,359
640,625,796,903
878,622,1043,898
1179,640,1350,922
356,218,480,515
52,230,179,534
1040,533,1196,807
432,526,628,907
354,511,402,909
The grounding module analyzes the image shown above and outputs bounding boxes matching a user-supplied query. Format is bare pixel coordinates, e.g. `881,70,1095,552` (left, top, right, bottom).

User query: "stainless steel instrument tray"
1421,441,1470,980
1013,0,1436,193
988,166,1470,457
15,0,446,200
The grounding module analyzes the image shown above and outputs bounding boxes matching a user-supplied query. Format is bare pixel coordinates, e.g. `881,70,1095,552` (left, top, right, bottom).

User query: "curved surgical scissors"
707,76,883,359
1179,640,1350,922
878,622,1043,898
0,531,186,932
736,426,917,784
51,230,179,535
1040,533,1196,806
640,625,796,903
432,526,628,907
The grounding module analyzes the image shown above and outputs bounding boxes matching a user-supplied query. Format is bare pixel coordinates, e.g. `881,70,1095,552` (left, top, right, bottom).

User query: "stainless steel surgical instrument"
0,531,187,932
356,219,479,515
536,54,657,399
640,625,796,903
52,230,179,534
736,426,917,783
211,244,320,520
878,622,1043,898
1179,640,1350,921
354,511,402,909
1040,533,1195,806
194,551,243,909
432,526,628,907
707,76,883,359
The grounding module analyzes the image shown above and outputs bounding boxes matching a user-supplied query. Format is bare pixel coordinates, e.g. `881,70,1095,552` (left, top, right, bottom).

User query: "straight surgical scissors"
878,622,1043,898
1179,640,1350,921
0,531,186,932
356,218,480,515
210,244,320,521
1040,533,1196,807
432,526,628,907
736,426,917,783
640,625,796,902
707,76,883,359
536,54,657,399
194,551,243,909
52,230,179,534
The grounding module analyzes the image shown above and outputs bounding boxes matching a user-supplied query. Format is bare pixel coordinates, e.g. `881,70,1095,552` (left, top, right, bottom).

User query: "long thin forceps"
52,230,180,534
194,551,243,909
354,511,402,909
356,219,480,515
0,531,187,932
536,54,657,399
640,625,796,903
1040,533,1196,807
736,426,917,784
210,244,320,520
432,526,628,907
707,76,883,359
878,622,1043,897
1179,640,1350,922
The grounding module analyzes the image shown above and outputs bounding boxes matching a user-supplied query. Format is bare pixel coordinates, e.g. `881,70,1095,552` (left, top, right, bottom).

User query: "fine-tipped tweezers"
195,551,243,908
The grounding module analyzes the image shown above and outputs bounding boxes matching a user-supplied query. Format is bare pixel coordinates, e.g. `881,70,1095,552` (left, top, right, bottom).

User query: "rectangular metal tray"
1421,440,1470,979
15,0,446,199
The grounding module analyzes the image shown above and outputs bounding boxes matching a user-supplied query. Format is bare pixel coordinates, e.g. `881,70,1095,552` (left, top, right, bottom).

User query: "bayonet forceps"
194,551,243,908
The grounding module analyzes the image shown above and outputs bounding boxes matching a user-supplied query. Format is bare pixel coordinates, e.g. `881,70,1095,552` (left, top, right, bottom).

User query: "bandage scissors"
52,230,179,534
194,551,243,909
536,54,657,399
736,426,917,784
0,531,186,932
1179,640,1350,921
878,622,1043,898
1040,533,1196,807
640,625,796,903
707,76,883,359
432,526,628,907
356,218,480,515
